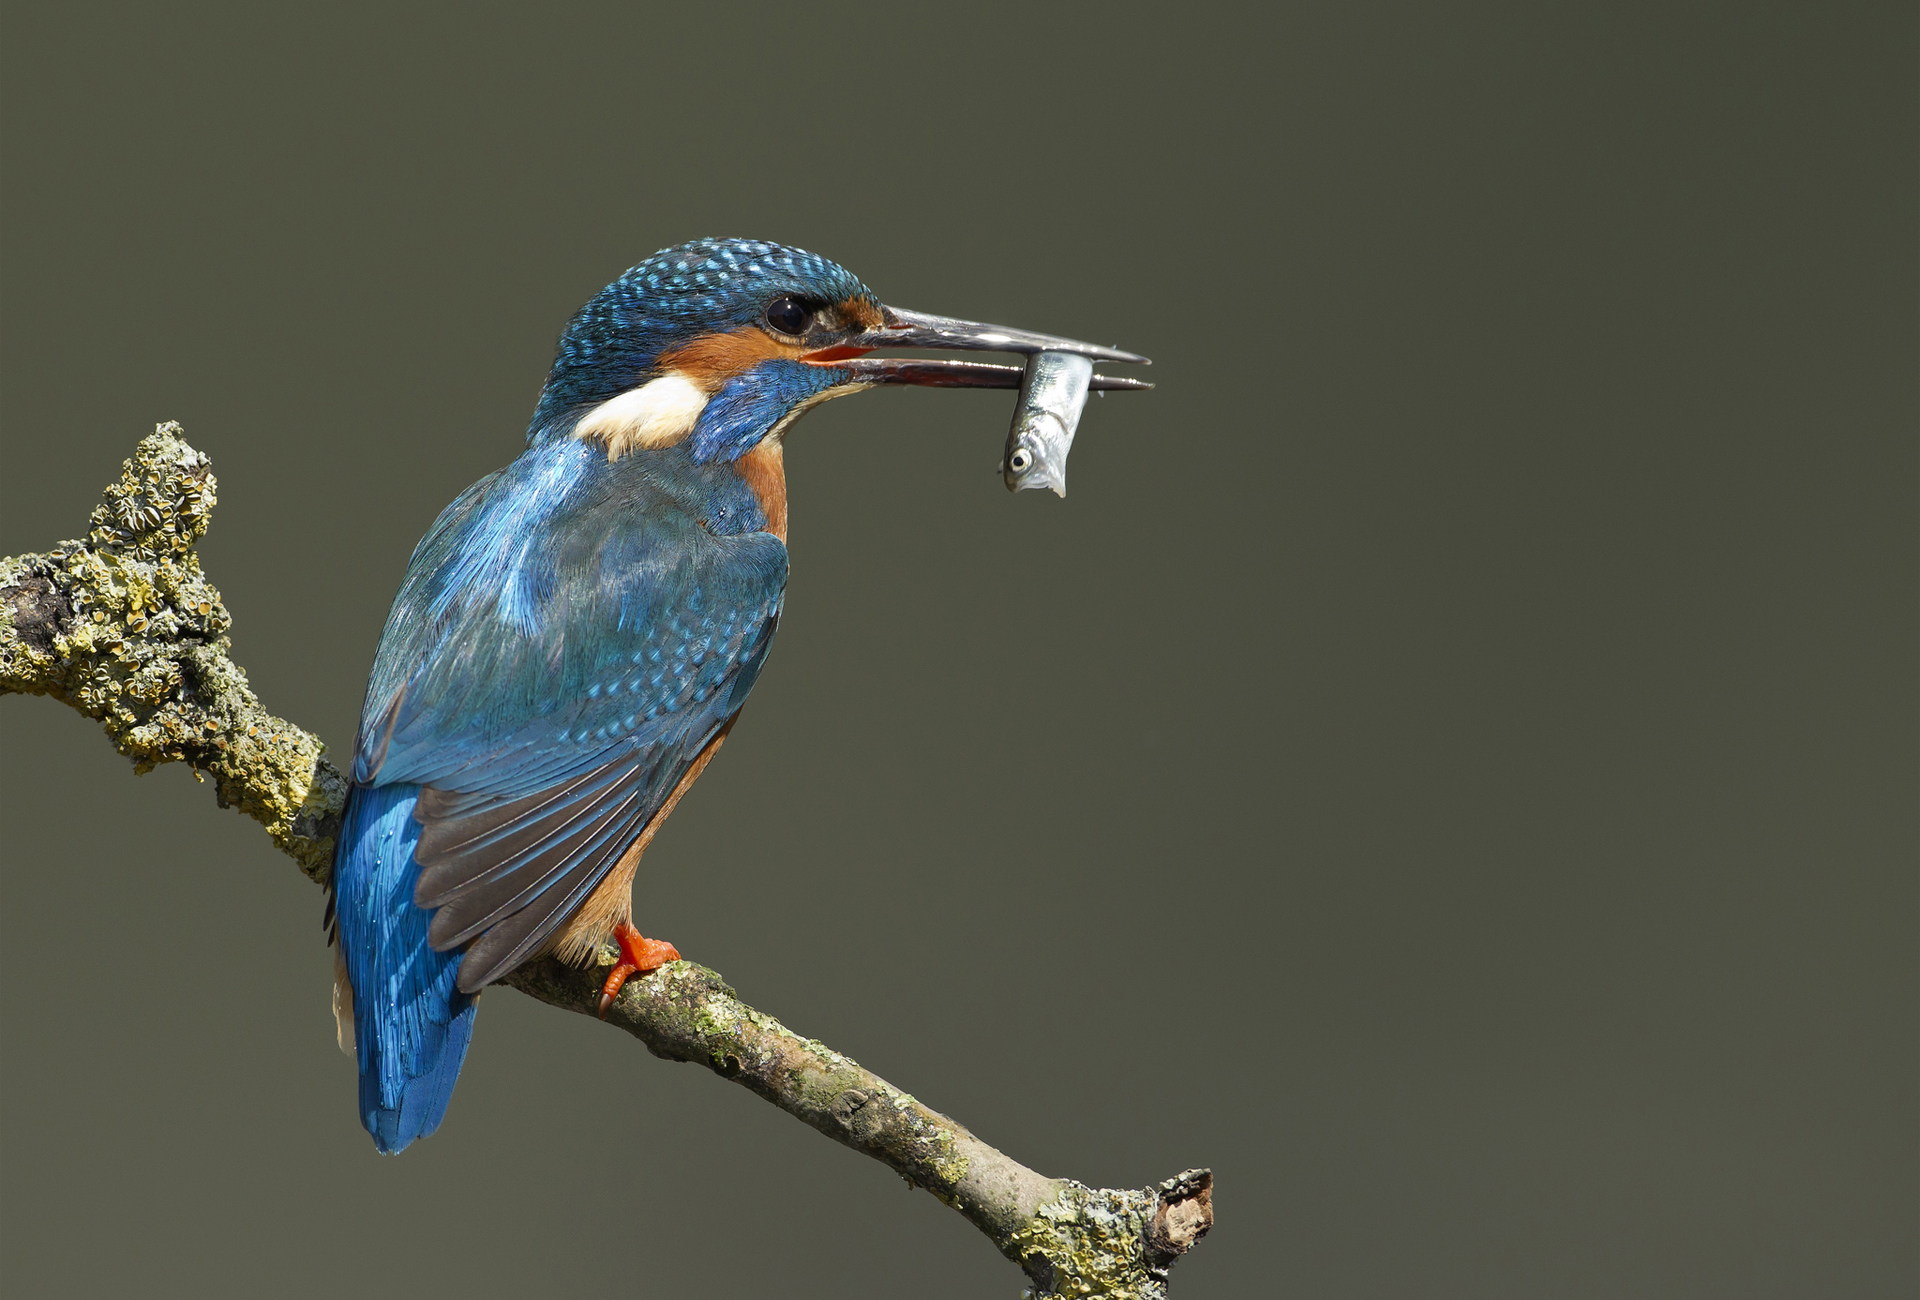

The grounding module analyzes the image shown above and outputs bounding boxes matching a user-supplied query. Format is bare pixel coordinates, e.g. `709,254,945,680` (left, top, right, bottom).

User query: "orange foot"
597,920,681,1018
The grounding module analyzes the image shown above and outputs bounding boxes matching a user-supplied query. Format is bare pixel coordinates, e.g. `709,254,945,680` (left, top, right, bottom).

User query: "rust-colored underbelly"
552,716,736,965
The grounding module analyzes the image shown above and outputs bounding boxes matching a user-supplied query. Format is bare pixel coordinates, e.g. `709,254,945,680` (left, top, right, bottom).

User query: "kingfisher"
327,238,1148,1153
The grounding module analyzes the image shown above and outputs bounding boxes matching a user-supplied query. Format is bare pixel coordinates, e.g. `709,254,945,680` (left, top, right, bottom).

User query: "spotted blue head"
529,237,1150,467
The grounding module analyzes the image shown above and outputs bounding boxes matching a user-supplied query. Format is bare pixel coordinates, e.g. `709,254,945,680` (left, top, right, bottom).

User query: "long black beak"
812,304,1153,391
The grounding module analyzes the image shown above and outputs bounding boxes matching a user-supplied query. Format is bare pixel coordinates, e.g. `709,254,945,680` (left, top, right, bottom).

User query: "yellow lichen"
1005,1181,1164,1299
1,423,345,882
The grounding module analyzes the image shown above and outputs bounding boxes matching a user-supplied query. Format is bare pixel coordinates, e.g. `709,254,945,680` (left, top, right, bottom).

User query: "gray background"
2,3,1913,1297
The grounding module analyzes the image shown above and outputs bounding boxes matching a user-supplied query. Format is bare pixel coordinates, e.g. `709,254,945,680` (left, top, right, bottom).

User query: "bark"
0,423,1214,1298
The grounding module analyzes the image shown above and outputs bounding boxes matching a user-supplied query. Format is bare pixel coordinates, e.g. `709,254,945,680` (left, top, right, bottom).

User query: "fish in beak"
807,306,1151,495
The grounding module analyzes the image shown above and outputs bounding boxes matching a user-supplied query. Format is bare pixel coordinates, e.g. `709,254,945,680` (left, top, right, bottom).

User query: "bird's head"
529,237,1146,464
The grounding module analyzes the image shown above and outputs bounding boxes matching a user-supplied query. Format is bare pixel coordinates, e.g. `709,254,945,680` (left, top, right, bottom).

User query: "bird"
326,237,1148,1153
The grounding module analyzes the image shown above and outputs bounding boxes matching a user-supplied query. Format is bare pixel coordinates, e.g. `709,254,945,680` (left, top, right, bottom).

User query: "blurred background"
2,3,1913,1296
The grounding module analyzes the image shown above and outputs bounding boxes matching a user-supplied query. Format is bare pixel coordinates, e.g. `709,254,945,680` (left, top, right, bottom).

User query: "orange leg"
597,920,681,1018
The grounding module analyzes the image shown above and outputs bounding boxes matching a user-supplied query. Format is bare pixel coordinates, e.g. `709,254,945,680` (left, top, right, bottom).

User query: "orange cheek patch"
656,328,799,393
654,304,881,392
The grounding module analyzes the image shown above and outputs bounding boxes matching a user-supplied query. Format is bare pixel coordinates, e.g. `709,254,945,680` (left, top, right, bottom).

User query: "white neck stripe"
572,371,709,460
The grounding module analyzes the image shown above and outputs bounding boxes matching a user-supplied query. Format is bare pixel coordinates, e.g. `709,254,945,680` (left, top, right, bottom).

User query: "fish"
1003,351,1094,497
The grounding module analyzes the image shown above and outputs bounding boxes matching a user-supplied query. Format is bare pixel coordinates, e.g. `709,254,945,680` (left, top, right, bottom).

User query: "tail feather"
332,781,478,1153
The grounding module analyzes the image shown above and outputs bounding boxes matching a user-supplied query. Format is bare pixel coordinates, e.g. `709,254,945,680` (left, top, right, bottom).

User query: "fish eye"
1008,447,1034,473
765,296,810,335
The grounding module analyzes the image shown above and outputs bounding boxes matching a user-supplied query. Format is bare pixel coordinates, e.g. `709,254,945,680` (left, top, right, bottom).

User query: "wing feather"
349,446,785,993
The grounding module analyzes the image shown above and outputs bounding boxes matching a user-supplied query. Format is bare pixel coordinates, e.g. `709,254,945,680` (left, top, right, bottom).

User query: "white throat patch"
573,371,709,459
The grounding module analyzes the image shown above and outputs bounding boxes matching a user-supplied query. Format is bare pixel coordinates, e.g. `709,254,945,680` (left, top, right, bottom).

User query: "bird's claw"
597,921,680,1018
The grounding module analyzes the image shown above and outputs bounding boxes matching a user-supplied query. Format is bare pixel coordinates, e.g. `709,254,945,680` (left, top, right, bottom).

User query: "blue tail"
332,782,478,1153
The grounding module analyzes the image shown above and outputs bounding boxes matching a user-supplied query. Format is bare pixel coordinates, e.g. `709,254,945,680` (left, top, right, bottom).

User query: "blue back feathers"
335,438,787,1151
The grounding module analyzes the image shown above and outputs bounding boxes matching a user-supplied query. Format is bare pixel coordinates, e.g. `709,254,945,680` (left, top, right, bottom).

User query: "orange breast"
552,720,736,965
734,439,788,542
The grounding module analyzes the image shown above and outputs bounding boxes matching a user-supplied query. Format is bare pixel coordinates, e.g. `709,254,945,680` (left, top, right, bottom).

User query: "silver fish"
1003,350,1094,497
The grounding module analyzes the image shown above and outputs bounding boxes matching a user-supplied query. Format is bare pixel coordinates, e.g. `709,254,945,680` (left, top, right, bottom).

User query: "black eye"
765,296,810,335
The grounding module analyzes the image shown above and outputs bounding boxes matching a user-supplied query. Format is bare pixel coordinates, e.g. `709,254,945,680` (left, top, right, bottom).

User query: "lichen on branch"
0,424,1213,1299
0,423,345,878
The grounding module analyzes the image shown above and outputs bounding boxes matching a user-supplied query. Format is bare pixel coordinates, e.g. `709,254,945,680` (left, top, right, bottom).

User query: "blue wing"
359,447,786,990
330,443,785,1150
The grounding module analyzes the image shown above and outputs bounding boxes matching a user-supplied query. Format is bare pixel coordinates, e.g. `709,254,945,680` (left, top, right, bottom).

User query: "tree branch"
1,423,1213,1298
